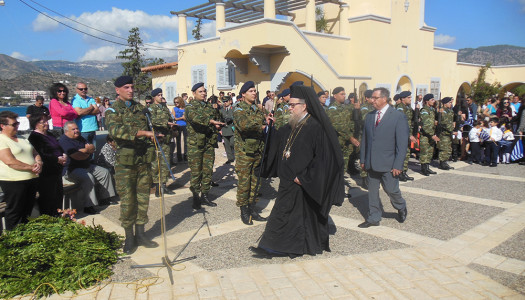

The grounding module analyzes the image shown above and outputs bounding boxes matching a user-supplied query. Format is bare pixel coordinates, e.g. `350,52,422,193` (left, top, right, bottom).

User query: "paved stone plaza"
43,149,525,299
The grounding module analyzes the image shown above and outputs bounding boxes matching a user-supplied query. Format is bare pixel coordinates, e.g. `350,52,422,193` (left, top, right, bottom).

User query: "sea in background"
0,105,50,131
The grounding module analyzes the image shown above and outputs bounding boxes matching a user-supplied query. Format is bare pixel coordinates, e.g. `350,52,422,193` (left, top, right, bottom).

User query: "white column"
305,0,315,31
339,4,349,36
264,0,275,19
178,14,188,44
216,2,225,35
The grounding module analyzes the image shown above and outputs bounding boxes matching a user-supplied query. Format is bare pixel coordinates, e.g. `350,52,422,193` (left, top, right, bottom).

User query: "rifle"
352,79,360,140
412,104,420,137
435,101,443,137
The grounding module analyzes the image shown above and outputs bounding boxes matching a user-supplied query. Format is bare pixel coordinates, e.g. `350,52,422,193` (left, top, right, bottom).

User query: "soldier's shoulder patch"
234,107,243,112
148,107,153,112
328,106,337,110
186,103,193,107
421,111,429,115
396,107,404,111
106,108,115,113
276,108,283,112
361,107,369,111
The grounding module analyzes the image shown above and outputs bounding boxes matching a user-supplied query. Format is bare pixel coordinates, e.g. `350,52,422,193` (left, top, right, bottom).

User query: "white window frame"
216,61,235,90
191,64,207,87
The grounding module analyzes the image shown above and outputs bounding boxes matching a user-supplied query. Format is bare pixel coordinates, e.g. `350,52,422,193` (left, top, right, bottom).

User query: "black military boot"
162,183,175,195
201,193,217,207
123,227,137,255
403,171,414,181
191,189,201,210
427,164,437,174
439,161,453,170
249,203,267,222
240,205,253,225
135,224,158,248
398,172,408,182
421,164,430,176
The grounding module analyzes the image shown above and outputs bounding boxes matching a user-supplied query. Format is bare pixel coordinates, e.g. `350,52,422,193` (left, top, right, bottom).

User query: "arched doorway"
396,75,413,93
456,82,471,102
275,71,326,94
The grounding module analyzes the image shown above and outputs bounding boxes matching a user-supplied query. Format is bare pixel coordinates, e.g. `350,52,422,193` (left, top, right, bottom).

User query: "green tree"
511,84,525,98
316,7,328,33
470,63,501,106
192,18,203,40
116,27,151,99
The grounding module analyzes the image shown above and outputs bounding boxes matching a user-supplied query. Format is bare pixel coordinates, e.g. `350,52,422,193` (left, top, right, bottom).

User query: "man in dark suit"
359,88,409,228
219,96,235,163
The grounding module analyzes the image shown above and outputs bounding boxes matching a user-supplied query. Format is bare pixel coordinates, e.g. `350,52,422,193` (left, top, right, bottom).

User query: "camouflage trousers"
342,145,351,174
419,135,434,164
116,162,152,229
151,143,171,184
188,144,215,194
403,145,411,171
235,149,261,207
438,134,452,161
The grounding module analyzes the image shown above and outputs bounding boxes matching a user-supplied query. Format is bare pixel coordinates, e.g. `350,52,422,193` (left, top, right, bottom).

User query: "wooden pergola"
171,0,343,23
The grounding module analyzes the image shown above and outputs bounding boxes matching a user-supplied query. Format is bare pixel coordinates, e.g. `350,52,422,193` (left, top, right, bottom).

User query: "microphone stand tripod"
131,109,211,285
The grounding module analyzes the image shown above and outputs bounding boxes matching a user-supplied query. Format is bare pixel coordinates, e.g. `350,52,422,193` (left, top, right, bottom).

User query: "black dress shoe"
83,206,98,215
398,172,408,182
397,207,407,223
358,221,379,228
490,163,497,167
403,171,414,181
210,181,219,187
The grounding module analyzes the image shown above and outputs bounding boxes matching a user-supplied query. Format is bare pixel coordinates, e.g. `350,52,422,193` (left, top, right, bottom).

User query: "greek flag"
510,139,524,161
479,130,490,142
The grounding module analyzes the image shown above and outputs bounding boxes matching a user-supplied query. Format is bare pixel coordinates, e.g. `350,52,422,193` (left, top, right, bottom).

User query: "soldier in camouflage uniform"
149,88,175,197
273,89,290,130
395,91,416,182
326,87,359,196
437,97,455,170
105,76,158,255
185,82,224,209
318,91,328,108
234,81,268,225
358,90,375,189
419,94,440,176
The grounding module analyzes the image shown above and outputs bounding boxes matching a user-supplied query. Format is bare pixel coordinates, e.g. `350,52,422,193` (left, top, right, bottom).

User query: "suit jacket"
360,105,409,172
219,106,234,136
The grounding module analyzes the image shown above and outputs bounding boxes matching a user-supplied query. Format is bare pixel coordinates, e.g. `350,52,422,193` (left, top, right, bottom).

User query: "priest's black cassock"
257,85,345,257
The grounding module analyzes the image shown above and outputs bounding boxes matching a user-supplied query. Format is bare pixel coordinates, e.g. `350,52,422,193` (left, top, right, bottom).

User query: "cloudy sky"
0,0,524,62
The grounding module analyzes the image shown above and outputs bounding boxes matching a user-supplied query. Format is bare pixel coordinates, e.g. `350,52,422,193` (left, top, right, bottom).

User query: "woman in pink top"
48,83,78,135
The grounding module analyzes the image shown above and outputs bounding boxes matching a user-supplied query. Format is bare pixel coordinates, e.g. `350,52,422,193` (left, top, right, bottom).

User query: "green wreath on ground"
0,212,122,298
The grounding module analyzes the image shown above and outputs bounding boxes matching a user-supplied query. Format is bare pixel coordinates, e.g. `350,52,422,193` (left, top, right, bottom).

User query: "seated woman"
0,111,42,230
28,113,67,216
96,135,117,174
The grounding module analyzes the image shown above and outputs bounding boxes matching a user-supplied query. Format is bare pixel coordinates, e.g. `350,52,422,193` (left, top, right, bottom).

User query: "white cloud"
79,46,121,61
143,41,179,59
32,8,179,39
434,34,456,46
10,51,31,61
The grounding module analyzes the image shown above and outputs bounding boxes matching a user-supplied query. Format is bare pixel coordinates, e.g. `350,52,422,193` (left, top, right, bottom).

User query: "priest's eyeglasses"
289,102,305,108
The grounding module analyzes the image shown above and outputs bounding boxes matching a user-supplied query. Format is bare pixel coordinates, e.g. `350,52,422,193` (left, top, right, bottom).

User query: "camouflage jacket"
233,101,265,154
420,106,436,137
273,101,290,130
184,100,220,148
396,102,414,135
438,107,455,134
149,104,174,143
105,99,154,165
327,101,354,147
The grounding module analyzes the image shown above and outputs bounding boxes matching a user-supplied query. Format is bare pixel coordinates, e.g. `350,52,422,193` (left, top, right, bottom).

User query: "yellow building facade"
144,0,525,105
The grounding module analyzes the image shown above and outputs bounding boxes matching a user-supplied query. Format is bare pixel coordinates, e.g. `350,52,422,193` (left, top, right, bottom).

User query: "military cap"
364,89,373,98
240,81,255,94
348,93,356,99
151,88,162,97
290,81,304,87
393,94,400,101
399,91,412,98
223,96,232,101
114,75,133,87
191,82,204,92
332,87,345,95
441,97,453,104
423,93,435,101
317,91,326,98
280,89,290,98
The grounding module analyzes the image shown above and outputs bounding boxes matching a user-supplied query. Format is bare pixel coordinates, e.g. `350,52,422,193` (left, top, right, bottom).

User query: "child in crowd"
468,120,483,164
483,118,503,167
499,123,515,164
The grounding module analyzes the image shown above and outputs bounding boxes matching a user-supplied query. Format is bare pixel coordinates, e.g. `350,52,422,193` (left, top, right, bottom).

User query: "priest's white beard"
289,112,306,129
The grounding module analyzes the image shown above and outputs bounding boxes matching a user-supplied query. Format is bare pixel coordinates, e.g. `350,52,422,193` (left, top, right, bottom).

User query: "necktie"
375,111,382,127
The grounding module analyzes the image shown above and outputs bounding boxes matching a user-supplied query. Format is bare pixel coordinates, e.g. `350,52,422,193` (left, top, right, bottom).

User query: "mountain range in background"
0,45,524,98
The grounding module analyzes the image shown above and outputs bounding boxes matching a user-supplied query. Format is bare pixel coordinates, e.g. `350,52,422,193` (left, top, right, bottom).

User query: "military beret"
399,91,411,98
348,93,356,99
191,82,204,92
441,97,453,104
240,81,255,94
393,94,400,101
364,89,373,98
332,87,344,95
223,96,232,101
423,93,434,101
280,89,290,97
317,91,326,98
114,75,133,87
151,88,162,97
290,81,303,87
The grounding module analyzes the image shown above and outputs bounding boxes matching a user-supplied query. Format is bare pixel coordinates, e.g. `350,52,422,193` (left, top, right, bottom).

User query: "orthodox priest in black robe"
250,84,345,258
